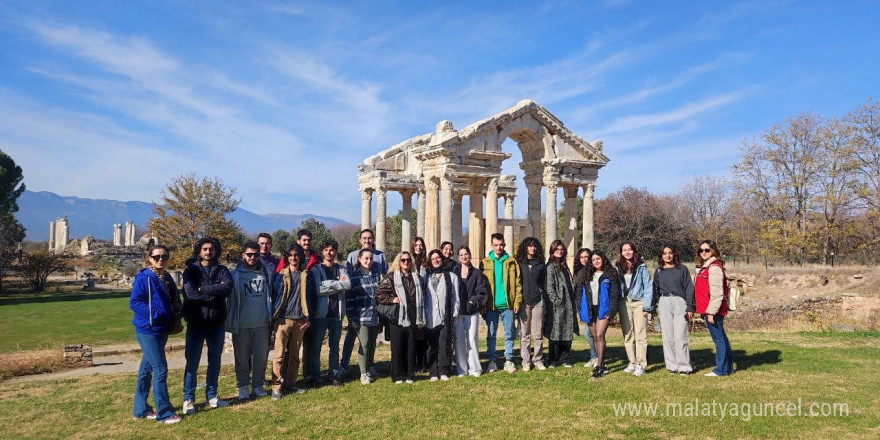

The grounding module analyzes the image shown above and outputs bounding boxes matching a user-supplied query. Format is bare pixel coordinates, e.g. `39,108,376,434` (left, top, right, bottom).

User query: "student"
480,233,522,374
342,229,387,378
130,245,182,424
270,243,312,400
573,248,598,368
616,242,653,377
410,236,428,372
228,241,275,400
423,249,460,381
375,252,426,384
439,241,457,272
515,237,546,371
257,232,280,274
305,240,351,386
455,245,487,377
347,249,383,385
577,250,619,378
544,240,577,368
695,240,733,377
653,245,695,375
345,228,388,274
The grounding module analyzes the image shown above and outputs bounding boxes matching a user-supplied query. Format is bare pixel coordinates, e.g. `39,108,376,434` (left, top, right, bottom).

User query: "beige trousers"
618,299,648,368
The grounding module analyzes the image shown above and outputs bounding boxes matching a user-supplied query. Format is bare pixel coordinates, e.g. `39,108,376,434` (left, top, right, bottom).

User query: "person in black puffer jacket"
516,237,547,371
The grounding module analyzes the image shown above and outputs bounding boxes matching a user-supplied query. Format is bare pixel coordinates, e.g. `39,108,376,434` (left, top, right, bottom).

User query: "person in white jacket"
423,249,460,381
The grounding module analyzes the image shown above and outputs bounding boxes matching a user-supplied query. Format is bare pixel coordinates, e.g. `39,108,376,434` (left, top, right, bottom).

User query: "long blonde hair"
389,251,412,273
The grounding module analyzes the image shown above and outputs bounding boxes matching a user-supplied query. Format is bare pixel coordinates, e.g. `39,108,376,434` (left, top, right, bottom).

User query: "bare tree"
679,175,730,243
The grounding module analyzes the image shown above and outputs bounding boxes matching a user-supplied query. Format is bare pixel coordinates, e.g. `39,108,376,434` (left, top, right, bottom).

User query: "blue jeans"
485,308,515,362
183,324,225,401
327,317,342,375
134,332,175,421
704,314,733,375
584,323,598,360
302,317,328,381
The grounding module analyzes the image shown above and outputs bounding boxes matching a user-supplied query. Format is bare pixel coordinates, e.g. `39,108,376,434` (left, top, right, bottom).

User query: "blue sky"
1,0,878,224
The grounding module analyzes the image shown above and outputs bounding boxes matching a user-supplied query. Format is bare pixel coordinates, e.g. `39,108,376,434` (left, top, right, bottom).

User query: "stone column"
527,183,542,238
113,224,122,247
375,188,387,252
544,183,558,257
59,218,69,251
503,195,515,249
484,177,499,253
468,179,485,260
452,192,463,247
48,221,56,252
360,189,373,231
440,178,453,245
416,188,426,240
424,179,440,250
582,183,595,250
563,186,579,267
401,191,413,253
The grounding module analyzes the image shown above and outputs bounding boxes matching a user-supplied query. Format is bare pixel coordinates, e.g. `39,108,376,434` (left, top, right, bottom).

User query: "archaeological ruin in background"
48,218,156,255
357,99,609,263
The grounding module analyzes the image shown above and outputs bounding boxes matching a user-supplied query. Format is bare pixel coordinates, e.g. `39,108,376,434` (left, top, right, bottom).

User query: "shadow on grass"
0,290,130,306
575,344,781,373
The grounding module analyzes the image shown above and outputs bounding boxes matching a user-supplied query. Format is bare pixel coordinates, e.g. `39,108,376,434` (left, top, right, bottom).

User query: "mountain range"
16,190,352,242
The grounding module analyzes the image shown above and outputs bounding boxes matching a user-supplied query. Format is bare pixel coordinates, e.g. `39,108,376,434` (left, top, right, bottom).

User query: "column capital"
583,183,596,198
564,185,579,199
487,176,499,192
360,188,374,200
400,190,414,200
425,178,439,191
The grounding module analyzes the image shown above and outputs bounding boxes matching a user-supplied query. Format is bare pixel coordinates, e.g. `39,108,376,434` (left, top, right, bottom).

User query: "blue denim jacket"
619,263,654,312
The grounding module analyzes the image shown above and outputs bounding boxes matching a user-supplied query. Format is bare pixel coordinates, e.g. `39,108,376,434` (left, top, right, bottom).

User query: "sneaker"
469,371,482,377
563,363,574,368
430,376,439,382
182,400,196,415
133,411,157,420
679,370,693,376
158,415,182,425
252,387,267,398
405,379,414,384
503,361,516,374
591,366,608,378
534,361,547,371
394,380,404,385
633,365,645,377
238,387,250,400
282,385,307,395
704,371,719,377
361,373,371,385
623,364,637,373
548,363,557,369
368,367,380,378
271,390,282,401
440,375,450,381
522,363,532,372
457,373,467,377
584,358,597,368
485,361,498,373
208,397,228,408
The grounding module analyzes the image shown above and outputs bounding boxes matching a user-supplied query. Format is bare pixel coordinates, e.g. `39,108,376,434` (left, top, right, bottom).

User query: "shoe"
704,371,719,377
679,370,693,376
134,411,157,420
394,380,404,385
485,361,497,373
534,361,547,371
633,366,645,376
252,387,267,398
584,358,597,368
158,415,182,425
283,386,307,394
271,390,282,401
331,376,344,387
548,363,557,369
440,375,449,381
361,373,371,385
469,371,482,377
208,397,228,408
563,363,574,368
368,367,380,378
182,400,196,415
430,376,439,382
457,373,467,377
405,379,414,384
624,364,637,373
238,387,250,400
591,366,608,378
522,363,532,372
503,361,516,373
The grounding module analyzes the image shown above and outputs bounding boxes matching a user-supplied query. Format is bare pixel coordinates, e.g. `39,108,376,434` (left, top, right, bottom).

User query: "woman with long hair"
455,245,487,377
616,242,653,377
130,244,182,424
374,251,426,384
573,248,598,368
439,241,458,272
515,237,546,371
347,248,383,385
544,240,577,368
695,240,733,376
423,249,460,381
577,250,619,378
653,244,695,375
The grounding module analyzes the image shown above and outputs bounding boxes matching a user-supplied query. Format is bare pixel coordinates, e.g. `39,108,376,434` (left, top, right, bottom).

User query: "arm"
705,265,724,315
511,261,522,312
640,266,654,313
545,266,563,304
195,266,233,299
451,274,460,319
129,275,150,318
683,267,696,313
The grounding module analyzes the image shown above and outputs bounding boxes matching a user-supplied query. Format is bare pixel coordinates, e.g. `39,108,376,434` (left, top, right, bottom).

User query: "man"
303,240,350,387
181,237,233,415
257,232,280,273
480,233,522,374
228,241,275,400
270,243,312,400
276,229,320,273
345,229,388,274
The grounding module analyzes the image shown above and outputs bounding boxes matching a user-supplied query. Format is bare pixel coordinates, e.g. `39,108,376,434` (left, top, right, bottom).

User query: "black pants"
390,324,417,381
547,340,572,366
415,332,427,369
424,325,451,378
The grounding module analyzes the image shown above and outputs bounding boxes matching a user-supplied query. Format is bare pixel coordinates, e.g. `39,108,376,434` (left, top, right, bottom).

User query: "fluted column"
503,195,515,250
527,182,542,238
468,179,485,259
452,192,464,247
375,187,387,252
544,183,558,257
582,183,595,250
484,177,499,253
563,186,578,267
424,179,440,250
416,188,426,240
440,178,453,245
360,189,373,230
401,191,413,254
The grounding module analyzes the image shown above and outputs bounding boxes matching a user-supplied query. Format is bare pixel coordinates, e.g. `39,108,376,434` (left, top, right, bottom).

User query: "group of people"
129,228,734,424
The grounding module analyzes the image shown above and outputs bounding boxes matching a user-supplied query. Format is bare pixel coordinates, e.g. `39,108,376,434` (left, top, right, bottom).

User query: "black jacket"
519,259,546,306
182,258,233,329
457,265,488,315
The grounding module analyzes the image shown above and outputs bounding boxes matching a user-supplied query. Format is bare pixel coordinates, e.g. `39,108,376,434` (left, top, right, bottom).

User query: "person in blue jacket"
130,244,182,424
576,250,620,378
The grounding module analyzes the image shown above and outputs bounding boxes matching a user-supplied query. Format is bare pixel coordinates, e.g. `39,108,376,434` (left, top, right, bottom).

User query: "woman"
653,245,695,375
423,249,460,381
440,241,458,272
573,248,598,368
515,237,546,371
576,250,619,378
695,240,733,376
348,248,383,385
130,245,182,424
375,252,425,384
616,242,653,377
455,245,487,377
544,240,577,368
410,237,428,372
270,243,312,399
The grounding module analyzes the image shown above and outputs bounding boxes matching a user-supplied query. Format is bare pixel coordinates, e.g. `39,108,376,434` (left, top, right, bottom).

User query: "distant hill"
16,190,351,241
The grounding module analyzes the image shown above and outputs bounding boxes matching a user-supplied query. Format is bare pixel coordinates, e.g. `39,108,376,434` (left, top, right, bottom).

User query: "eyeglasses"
400,258,411,263
150,254,169,262
699,248,712,254
244,252,259,258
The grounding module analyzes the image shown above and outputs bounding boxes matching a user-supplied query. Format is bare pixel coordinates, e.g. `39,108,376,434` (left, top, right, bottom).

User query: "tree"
0,213,26,291
271,229,293,253
678,175,730,244
0,150,25,214
19,251,66,292
848,97,880,213
331,223,361,258
148,174,244,267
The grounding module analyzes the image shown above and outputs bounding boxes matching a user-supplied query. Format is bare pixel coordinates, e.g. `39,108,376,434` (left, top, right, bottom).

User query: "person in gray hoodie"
228,241,275,400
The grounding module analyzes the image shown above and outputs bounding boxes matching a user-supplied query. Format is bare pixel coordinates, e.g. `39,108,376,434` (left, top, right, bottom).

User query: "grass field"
0,330,877,439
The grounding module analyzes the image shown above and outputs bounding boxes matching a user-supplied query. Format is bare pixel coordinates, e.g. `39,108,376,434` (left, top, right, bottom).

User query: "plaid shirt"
347,263,381,327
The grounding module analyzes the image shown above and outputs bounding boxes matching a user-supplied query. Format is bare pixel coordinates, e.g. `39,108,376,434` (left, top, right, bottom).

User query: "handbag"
375,302,398,323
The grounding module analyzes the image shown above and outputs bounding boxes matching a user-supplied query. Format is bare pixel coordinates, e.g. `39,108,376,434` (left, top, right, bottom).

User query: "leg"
438,326,452,376
326,318,342,376
251,325,271,389
365,326,379,373
484,310,499,363
531,304,545,364
183,326,205,402
425,326,440,378
705,315,731,375
405,326,418,380
631,300,648,368
501,309,516,362
357,324,371,375
306,318,327,381
232,329,252,390
133,333,155,418
272,320,292,392
558,340,572,365
619,300,636,367
454,316,468,375
341,322,359,372
670,298,692,372
466,315,481,374
389,324,405,382
658,297,677,371
595,319,609,367
204,325,225,400
584,323,597,360
285,319,306,385
519,305,532,366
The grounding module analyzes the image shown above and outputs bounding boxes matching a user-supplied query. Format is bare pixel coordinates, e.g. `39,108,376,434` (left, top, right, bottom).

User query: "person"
515,237,547,371
480,233,522,374
653,245,695,375
455,245,487,377
305,240,350,387
439,241,457,272
346,248,383,385
410,237,428,372
695,240,733,377
577,250,619,378
423,249,460,381
616,242,653,377
573,248,599,368
375,252,426,384
181,237,232,414
269,243,312,400
228,241,275,400
346,228,388,274
257,232,280,274
130,244,182,424
544,240,577,368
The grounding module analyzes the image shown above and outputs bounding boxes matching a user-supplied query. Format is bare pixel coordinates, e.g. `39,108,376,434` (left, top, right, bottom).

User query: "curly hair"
191,237,222,263
515,237,544,264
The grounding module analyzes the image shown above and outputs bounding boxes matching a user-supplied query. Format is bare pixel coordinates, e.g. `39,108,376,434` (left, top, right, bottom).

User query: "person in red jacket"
695,240,733,376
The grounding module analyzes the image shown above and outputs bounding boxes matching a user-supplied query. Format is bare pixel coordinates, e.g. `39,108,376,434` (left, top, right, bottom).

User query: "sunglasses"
150,254,169,262
699,248,712,253
400,258,412,263
244,252,259,258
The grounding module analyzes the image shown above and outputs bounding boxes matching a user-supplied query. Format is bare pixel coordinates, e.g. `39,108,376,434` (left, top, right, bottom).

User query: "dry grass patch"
0,348,65,380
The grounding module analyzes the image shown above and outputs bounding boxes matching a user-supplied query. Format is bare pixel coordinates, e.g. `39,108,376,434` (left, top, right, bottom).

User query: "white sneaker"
252,387,267,398
624,364,637,373
633,365,645,377
430,376,439,382
238,386,250,400
159,415,182,424
534,361,547,371
208,397,228,408
486,361,498,373
182,400,195,415
522,363,532,372
440,375,450,381
469,371,482,377
504,360,516,373
584,358,597,368
394,380,404,385
704,371,719,377
405,379,414,384
361,373,371,385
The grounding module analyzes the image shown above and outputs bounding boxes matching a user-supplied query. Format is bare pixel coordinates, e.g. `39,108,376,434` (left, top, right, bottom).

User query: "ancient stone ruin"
113,223,122,246
48,216,69,253
124,221,136,247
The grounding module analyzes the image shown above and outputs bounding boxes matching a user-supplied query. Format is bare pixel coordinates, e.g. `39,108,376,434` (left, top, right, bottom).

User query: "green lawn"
0,331,877,439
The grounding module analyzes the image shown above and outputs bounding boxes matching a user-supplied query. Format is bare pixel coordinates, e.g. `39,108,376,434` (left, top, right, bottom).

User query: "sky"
1,0,878,224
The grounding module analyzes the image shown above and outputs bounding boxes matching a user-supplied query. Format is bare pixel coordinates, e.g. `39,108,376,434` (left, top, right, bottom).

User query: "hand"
707,314,715,324
514,307,519,314
392,297,400,304
642,311,649,318
300,321,311,331
686,312,693,321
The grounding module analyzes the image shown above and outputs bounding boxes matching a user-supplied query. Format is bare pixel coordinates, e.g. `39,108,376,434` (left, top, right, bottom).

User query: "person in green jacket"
479,233,523,374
